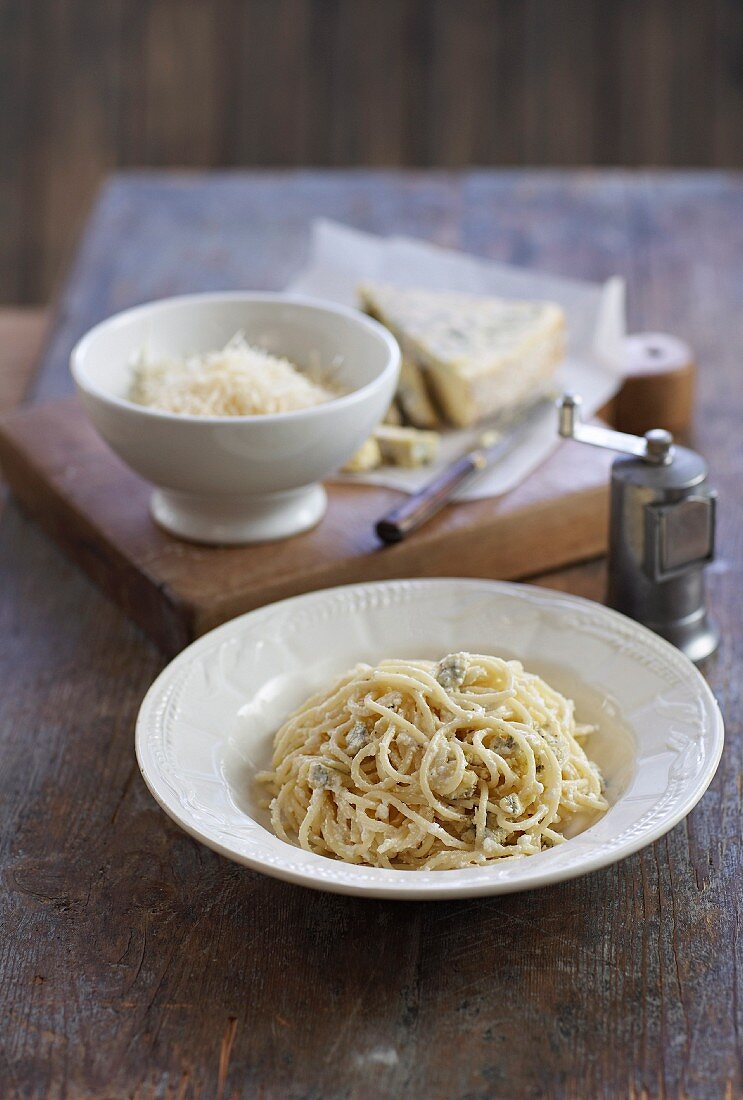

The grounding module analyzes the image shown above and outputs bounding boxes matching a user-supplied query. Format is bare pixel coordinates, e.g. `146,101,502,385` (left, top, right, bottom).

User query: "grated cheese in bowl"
129,334,339,417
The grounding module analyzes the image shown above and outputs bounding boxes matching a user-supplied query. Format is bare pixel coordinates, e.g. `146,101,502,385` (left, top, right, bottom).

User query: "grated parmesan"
129,334,338,417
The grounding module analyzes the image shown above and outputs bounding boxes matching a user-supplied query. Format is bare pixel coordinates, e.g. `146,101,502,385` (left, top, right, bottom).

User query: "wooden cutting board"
0,396,612,654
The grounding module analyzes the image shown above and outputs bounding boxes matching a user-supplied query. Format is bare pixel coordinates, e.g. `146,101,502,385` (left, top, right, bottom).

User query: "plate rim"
135,577,724,900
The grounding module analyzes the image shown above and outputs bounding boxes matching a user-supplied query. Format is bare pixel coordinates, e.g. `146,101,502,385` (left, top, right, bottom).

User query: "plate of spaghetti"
136,579,723,899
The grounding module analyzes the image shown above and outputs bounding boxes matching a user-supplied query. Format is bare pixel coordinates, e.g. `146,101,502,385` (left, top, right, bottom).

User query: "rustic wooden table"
1,171,741,1099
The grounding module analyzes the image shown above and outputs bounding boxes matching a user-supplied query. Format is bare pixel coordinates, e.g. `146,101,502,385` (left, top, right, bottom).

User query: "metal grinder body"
558,395,718,663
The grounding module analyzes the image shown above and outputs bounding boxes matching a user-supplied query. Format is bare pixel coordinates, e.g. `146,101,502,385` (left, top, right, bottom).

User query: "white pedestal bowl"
71,293,400,544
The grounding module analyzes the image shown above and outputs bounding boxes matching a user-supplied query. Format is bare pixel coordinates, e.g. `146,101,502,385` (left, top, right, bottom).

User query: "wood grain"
0,398,611,653
0,307,46,521
0,171,741,1099
0,308,45,413
2,0,742,304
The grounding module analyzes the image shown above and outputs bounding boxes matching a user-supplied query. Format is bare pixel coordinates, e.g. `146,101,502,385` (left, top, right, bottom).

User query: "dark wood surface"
3,0,743,305
0,397,611,653
0,307,47,522
0,308,45,413
1,171,741,1099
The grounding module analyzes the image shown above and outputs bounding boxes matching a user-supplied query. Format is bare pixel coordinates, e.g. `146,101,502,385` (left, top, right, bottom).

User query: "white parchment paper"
286,220,626,500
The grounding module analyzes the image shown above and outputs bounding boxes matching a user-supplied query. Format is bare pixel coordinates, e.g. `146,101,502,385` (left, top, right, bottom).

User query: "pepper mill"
558,394,719,663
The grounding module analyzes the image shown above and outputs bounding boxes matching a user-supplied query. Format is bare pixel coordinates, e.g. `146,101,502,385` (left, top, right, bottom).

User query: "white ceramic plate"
135,579,724,900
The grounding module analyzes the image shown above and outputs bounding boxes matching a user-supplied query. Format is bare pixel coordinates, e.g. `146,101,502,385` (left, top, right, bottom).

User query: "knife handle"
375,452,485,543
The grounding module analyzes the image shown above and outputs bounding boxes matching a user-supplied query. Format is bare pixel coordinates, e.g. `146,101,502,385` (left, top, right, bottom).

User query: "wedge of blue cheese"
359,282,565,428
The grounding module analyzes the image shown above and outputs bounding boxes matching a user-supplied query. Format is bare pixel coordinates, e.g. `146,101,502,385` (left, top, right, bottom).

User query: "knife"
375,394,555,544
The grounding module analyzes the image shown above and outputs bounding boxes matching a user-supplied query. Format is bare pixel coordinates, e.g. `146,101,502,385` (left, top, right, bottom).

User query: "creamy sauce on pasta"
257,653,607,871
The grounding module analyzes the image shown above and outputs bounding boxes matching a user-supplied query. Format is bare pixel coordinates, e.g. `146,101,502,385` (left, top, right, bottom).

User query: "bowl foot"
150,484,327,545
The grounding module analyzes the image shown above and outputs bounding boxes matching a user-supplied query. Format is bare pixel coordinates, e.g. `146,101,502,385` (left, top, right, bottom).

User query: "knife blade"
375,394,555,544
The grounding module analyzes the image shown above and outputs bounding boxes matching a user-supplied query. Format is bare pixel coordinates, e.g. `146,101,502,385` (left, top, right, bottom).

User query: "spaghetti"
257,653,607,870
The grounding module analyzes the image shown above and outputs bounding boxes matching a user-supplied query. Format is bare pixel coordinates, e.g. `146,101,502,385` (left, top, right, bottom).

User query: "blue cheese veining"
359,282,565,427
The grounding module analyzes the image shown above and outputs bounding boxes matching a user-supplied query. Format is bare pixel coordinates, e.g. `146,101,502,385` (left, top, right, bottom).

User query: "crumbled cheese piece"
500,793,522,816
346,722,371,755
462,824,506,852
482,826,507,853
130,334,337,417
431,764,452,783
493,734,516,754
454,771,478,799
342,436,382,473
308,763,334,790
342,418,440,475
435,653,469,692
382,692,404,711
544,733,567,766
373,424,440,468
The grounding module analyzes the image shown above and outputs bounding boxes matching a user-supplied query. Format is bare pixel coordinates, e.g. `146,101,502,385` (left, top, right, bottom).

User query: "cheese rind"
396,357,440,428
383,400,403,425
359,283,565,427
